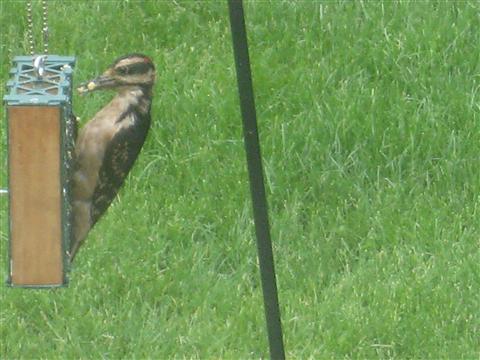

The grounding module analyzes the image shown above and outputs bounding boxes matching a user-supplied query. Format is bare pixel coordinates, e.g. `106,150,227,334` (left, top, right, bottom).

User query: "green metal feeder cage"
4,55,76,287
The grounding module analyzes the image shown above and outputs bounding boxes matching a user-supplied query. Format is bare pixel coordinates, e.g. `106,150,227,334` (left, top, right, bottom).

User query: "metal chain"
26,0,35,56
42,0,49,55
26,0,49,56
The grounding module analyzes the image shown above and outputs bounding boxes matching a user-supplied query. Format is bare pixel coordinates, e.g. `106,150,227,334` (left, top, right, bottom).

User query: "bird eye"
117,66,128,75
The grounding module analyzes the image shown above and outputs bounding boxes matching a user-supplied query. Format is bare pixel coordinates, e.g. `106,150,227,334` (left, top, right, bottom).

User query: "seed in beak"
77,81,97,94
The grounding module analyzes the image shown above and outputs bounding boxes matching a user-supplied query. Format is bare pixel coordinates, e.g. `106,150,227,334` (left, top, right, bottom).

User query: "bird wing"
90,111,151,226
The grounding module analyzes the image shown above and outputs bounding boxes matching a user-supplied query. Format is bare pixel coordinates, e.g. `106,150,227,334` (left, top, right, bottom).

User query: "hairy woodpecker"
70,53,156,261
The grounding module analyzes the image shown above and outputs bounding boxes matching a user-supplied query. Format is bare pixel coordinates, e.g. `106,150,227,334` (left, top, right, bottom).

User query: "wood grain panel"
8,106,64,286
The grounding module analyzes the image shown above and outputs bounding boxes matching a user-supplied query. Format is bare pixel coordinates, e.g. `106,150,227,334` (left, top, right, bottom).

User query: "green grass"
1,1,479,358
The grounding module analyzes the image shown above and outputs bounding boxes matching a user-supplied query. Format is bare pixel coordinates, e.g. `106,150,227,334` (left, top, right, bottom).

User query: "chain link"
26,0,49,56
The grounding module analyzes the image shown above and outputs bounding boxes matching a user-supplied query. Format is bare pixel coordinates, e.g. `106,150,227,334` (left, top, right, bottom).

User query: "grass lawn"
1,1,479,358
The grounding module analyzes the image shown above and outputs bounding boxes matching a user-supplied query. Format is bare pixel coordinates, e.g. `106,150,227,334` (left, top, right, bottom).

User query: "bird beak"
77,73,117,94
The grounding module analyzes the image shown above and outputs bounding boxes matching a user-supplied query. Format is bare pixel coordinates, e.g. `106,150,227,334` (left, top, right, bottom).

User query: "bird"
70,53,156,262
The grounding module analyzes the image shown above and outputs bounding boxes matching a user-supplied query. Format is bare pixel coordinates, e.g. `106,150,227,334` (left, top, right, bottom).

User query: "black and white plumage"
70,54,156,261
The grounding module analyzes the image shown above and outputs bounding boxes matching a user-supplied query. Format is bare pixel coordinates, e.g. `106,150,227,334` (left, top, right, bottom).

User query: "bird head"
78,54,156,94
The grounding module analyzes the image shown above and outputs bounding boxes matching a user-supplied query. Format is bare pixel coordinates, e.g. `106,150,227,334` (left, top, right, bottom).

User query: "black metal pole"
227,1,286,359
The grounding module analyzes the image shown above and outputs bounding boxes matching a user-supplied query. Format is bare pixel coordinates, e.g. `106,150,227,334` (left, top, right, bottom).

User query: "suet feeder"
3,55,76,287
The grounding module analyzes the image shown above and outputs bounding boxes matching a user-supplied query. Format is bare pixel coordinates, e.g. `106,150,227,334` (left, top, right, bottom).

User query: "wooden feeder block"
3,55,76,287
